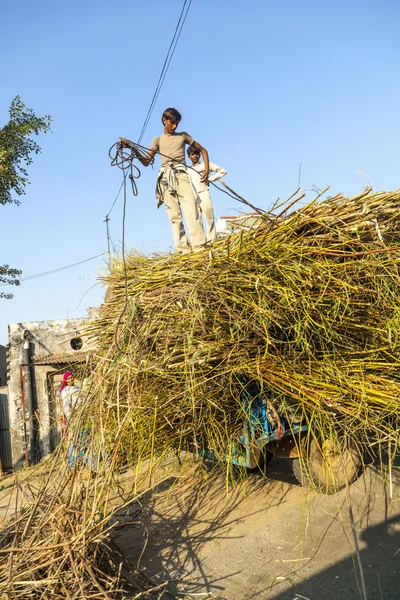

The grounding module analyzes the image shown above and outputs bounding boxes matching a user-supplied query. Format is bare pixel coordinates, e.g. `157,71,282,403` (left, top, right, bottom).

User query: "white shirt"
188,161,227,194
61,385,81,418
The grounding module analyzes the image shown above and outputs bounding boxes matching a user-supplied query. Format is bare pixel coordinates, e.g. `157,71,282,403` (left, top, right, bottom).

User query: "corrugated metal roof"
33,352,87,365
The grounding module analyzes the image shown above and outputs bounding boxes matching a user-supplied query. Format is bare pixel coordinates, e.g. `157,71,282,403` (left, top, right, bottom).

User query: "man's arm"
134,146,157,167
119,138,156,167
191,140,209,183
208,162,227,183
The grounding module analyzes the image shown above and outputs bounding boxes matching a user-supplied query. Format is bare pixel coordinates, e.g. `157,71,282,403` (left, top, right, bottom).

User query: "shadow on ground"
113,457,400,599
114,459,295,597
266,513,400,600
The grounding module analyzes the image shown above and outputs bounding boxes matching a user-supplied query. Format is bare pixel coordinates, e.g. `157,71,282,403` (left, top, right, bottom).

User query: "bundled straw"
90,187,400,467
1,187,400,598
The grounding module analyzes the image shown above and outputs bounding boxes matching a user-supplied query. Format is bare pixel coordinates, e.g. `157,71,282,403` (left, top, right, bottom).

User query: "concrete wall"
7,309,99,470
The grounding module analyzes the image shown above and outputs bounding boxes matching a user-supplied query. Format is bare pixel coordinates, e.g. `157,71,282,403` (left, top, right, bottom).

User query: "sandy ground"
113,457,400,600
0,456,399,599
0,466,46,525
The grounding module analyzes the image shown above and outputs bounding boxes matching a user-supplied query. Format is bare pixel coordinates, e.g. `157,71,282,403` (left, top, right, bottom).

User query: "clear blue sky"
1,0,399,344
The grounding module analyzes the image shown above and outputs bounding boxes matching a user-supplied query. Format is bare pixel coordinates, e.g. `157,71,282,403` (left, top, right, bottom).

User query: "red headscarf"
61,371,72,392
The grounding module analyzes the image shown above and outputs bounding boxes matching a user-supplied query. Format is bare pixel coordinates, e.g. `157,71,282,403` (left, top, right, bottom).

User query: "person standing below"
121,108,208,255
187,145,227,243
60,371,80,425
60,371,86,468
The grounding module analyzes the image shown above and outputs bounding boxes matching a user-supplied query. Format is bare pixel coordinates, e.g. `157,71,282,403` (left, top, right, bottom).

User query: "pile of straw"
1,186,400,598
91,187,400,467
0,444,169,598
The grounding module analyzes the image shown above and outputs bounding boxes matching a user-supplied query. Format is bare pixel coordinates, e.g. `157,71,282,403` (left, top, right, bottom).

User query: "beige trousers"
198,189,217,243
163,173,207,254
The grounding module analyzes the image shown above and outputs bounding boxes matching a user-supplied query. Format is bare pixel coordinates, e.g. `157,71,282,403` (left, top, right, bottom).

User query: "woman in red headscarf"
60,371,80,422
60,371,80,427
60,371,82,466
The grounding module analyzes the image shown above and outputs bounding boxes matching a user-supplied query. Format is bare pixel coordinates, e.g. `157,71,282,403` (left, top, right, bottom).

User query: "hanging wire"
113,173,129,352
137,0,193,145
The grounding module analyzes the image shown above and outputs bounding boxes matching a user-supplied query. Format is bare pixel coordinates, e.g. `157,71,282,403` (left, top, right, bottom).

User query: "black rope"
108,142,141,197
109,139,261,212
113,172,129,352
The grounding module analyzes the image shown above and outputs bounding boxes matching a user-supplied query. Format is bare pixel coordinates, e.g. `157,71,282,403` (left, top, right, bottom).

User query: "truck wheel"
247,448,273,474
291,438,362,494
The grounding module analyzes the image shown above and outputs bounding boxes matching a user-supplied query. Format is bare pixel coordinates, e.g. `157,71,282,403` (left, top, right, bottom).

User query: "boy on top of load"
121,107,209,255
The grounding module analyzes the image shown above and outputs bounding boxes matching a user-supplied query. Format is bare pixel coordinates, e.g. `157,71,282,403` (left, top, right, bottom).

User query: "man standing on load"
121,108,208,255
187,145,226,243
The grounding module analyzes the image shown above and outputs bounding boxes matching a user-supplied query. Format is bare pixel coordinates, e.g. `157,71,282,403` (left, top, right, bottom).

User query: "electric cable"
137,0,193,145
0,253,107,288
106,179,125,218
110,235,127,253
104,0,194,283
109,236,119,254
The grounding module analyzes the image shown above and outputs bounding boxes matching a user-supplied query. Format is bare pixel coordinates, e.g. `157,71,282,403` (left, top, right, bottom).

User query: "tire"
291,438,362,494
230,448,274,480
247,448,274,474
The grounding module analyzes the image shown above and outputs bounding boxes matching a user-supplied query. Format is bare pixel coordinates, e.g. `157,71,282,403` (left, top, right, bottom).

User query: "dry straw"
91,187,400,468
1,187,399,597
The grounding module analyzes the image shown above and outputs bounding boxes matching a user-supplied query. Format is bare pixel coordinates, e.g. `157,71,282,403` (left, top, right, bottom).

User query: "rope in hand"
108,142,142,197
110,139,264,213
108,141,143,352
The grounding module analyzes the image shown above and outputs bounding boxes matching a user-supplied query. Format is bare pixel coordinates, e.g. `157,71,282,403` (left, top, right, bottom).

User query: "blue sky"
1,0,399,344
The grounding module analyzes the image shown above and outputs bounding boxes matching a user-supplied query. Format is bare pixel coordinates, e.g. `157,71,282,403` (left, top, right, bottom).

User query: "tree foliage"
1,96,51,298
0,95,51,205
0,265,21,299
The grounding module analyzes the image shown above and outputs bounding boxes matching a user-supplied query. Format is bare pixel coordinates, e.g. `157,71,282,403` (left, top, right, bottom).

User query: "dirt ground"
0,456,399,599
114,457,400,600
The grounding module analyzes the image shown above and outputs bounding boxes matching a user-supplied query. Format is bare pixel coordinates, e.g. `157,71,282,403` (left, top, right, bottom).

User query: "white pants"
197,189,217,243
163,173,207,254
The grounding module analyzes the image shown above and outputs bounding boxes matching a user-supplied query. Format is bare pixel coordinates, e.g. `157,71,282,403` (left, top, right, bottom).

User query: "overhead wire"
137,0,193,145
109,0,195,350
0,253,107,288
106,179,125,218
105,0,194,224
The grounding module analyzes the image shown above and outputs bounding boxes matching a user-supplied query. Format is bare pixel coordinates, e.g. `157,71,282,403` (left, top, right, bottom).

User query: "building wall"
7,310,99,469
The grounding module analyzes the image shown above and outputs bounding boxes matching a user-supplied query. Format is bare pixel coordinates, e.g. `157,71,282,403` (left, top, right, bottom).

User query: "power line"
137,0,193,145
105,2,195,348
105,178,125,218
105,1,193,250
0,253,106,287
